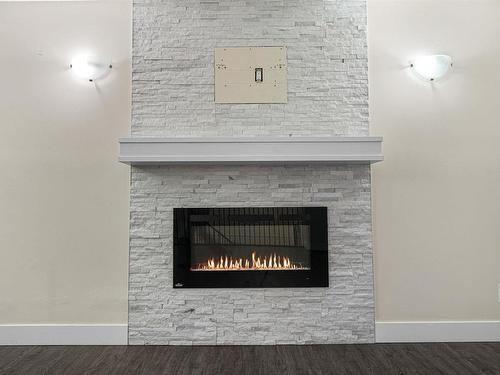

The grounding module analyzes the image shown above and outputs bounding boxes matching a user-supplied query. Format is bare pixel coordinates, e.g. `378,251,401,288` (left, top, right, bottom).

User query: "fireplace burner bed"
173,207,328,288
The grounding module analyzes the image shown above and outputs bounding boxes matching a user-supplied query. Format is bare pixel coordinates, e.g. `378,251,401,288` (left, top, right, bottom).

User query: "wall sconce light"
70,54,112,82
410,55,453,82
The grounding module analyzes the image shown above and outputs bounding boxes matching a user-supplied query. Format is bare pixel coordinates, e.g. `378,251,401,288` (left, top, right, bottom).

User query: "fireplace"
127,0,376,345
173,207,328,288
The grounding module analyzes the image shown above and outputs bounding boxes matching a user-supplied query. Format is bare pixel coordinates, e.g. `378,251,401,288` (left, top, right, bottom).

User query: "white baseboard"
0,324,128,345
2,322,499,345
376,321,500,343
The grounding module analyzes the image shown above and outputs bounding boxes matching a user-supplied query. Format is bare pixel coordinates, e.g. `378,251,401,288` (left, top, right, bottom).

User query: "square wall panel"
214,47,287,104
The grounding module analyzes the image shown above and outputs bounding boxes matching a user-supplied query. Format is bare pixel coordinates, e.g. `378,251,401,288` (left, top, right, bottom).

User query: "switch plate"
214,46,287,104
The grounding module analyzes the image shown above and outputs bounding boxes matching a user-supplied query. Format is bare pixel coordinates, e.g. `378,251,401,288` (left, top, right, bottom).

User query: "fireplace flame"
191,251,308,271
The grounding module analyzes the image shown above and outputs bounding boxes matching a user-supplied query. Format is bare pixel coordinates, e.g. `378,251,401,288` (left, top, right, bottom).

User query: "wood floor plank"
0,343,499,375
45,346,114,375
449,342,500,375
393,344,442,375
0,346,39,374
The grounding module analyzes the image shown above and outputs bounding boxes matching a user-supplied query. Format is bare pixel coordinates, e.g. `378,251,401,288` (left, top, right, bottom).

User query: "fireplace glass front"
173,207,328,288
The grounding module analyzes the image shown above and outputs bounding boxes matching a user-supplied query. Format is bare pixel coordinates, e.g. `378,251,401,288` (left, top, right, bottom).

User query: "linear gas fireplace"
173,207,328,288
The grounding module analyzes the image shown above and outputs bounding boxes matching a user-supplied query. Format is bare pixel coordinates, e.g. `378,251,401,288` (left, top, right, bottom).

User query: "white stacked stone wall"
130,0,374,344
132,0,368,137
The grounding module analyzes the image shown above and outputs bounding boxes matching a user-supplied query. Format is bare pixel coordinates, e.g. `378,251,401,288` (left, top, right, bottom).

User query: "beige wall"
0,1,131,323
1,0,499,325
369,0,500,321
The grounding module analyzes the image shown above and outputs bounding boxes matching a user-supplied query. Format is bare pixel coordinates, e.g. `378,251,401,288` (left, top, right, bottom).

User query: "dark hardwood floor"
0,343,499,375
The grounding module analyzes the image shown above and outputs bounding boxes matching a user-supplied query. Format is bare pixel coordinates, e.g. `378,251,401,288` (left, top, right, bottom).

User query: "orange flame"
191,251,308,271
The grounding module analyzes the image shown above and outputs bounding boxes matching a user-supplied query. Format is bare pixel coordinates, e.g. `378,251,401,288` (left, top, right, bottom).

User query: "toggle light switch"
255,68,263,82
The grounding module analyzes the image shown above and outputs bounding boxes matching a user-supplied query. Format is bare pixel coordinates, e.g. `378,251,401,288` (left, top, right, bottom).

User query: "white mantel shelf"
118,136,383,165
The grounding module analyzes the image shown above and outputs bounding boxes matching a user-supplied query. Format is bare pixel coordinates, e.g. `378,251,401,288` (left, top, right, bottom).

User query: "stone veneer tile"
132,0,368,137
130,0,373,345
129,164,374,345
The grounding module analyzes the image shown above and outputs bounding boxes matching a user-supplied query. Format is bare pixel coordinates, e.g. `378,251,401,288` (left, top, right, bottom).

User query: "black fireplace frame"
173,207,329,288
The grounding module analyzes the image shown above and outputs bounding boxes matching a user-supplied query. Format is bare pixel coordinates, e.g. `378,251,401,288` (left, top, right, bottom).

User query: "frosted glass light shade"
70,55,112,82
410,55,452,82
